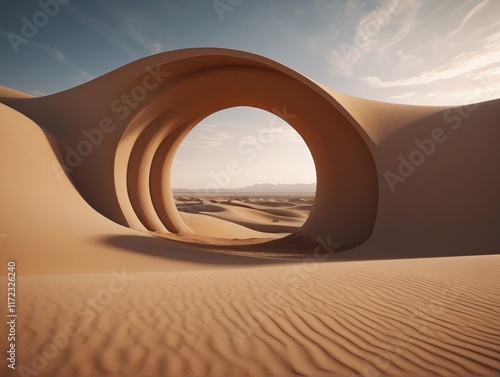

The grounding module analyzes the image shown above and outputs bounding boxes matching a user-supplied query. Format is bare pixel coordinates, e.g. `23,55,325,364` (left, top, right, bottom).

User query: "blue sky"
1,0,499,188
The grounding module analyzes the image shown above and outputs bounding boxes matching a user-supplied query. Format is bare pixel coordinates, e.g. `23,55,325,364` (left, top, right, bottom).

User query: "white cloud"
119,21,173,55
199,123,222,129
182,126,233,149
235,123,304,146
420,83,500,106
390,91,417,99
324,0,500,107
450,0,490,35
328,0,424,76
362,31,500,88
97,2,175,56
29,41,94,82
470,65,500,80
67,4,138,59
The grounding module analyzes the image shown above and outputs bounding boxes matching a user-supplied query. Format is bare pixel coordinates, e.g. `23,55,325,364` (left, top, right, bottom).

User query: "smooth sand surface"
1,49,499,376
176,197,310,238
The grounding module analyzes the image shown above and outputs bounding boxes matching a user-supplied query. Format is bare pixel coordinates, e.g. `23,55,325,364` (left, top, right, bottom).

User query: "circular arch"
112,51,378,248
169,105,318,200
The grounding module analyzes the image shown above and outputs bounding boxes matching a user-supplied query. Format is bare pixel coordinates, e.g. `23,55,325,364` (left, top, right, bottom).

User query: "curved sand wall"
1,49,379,248
1,48,499,254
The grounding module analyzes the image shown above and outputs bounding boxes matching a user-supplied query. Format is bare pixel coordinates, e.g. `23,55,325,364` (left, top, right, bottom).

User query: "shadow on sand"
103,234,306,266
105,232,500,266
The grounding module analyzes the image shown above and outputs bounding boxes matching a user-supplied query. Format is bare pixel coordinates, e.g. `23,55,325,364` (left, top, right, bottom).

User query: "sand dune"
178,210,289,239
1,49,499,376
176,197,308,237
224,198,313,216
6,256,499,376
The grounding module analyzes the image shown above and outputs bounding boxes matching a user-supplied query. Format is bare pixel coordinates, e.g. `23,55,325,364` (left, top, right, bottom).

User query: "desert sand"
175,196,311,239
0,48,499,376
9,256,500,376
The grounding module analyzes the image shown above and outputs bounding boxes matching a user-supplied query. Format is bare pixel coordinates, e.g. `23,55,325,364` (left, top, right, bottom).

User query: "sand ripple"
7,255,500,376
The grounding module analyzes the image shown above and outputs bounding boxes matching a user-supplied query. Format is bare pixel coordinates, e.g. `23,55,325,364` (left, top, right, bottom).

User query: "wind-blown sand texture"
1,48,499,376
5,256,500,376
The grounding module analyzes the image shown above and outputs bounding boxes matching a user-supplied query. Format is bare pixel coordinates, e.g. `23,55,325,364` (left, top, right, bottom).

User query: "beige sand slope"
0,49,499,376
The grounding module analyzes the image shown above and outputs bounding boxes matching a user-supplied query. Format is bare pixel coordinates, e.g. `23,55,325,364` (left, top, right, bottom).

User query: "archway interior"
112,55,378,248
170,106,317,240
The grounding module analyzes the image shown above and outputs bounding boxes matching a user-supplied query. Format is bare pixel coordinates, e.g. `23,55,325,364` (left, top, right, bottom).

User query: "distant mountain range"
173,183,316,194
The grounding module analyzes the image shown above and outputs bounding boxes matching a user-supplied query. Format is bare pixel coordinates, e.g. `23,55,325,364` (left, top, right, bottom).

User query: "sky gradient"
1,0,499,188
170,107,316,189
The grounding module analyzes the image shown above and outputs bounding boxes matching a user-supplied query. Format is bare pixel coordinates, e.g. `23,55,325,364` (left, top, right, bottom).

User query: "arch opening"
170,106,317,240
